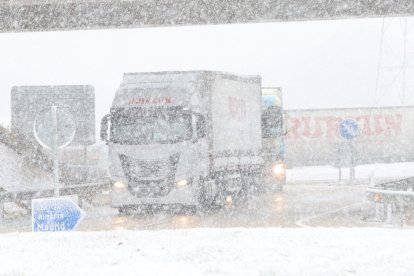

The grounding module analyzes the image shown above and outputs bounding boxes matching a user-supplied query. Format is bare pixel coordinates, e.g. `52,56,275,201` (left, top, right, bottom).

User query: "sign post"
51,106,59,196
337,144,342,181
32,106,85,232
33,106,76,195
339,118,360,182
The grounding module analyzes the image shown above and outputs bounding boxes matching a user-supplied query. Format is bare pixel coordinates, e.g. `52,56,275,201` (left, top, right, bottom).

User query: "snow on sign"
32,198,85,232
33,107,76,149
11,85,95,146
339,118,360,140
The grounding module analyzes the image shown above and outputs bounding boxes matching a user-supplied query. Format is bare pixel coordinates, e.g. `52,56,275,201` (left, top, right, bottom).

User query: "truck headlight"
272,163,286,177
175,179,188,188
113,180,127,191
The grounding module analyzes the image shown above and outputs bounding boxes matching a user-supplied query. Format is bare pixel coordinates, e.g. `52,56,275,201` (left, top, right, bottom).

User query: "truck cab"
101,72,213,212
101,71,285,213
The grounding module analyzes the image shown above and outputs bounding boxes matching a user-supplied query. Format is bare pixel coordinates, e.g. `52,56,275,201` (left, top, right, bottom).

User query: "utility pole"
375,17,414,106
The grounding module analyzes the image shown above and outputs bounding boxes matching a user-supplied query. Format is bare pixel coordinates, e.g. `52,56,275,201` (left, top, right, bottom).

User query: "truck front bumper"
259,174,285,192
111,185,200,207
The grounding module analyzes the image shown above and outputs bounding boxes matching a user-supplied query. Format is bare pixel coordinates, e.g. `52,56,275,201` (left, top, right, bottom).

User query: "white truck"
101,71,285,212
261,87,286,192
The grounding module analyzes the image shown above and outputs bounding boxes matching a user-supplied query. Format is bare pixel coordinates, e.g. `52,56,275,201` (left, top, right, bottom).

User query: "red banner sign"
228,97,246,121
286,113,402,139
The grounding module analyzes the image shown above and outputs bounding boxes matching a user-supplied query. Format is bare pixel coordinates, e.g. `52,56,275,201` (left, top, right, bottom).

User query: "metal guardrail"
366,177,414,226
0,181,110,222
368,176,414,192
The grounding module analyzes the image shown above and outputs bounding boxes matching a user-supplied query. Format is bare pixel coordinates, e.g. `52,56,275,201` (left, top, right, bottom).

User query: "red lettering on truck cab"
129,97,173,105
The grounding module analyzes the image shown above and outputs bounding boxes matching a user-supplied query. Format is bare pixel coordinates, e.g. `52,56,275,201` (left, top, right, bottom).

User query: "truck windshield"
110,107,192,145
262,106,283,138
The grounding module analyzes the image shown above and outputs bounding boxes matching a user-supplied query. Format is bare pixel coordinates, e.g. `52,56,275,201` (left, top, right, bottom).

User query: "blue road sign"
339,118,359,140
32,197,85,232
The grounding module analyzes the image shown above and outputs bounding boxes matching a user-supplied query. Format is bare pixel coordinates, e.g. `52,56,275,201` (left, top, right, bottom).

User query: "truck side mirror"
282,112,288,136
100,114,111,142
191,114,206,143
191,114,198,143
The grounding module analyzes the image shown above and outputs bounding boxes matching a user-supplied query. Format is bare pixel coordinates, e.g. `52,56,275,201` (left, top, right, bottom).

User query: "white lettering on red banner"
286,114,402,139
129,97,172,105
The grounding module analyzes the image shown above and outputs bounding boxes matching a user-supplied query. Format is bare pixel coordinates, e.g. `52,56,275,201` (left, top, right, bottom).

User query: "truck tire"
198,179,220,212
198,189,211,212
275,184,284,192
232,184,249,207
118,205,150,215
118,206,130,215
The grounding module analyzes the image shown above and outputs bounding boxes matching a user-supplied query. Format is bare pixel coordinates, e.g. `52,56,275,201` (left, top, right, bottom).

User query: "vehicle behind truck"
101,71,285,212
261,87,286,191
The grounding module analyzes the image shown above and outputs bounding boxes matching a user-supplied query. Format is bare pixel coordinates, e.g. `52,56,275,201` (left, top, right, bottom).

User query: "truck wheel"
232,188,248,207
118,205,149,215
211,184,226,210
118,206,130,215
275,184,284,192
182,205,197,215
198,185,216,213
198,190,211,212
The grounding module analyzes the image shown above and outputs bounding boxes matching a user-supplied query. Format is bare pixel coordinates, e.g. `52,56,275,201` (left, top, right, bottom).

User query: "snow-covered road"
1,158,412,275
1,228,413,275
1,183,371,232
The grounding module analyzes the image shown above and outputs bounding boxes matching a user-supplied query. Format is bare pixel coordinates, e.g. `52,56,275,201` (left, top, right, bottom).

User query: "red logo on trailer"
228,97,246,121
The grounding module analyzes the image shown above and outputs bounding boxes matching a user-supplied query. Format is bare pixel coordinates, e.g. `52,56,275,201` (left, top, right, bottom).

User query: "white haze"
0,17,412,129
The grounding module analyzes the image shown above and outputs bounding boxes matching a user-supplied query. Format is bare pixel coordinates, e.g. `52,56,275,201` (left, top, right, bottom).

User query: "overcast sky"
0,16,412,126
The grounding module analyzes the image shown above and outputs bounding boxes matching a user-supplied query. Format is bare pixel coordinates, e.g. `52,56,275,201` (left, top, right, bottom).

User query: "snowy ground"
1,147,414,275
1,228,414,276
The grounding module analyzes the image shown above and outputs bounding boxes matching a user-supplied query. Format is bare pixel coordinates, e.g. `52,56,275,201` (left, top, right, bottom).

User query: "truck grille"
118,153,180,197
